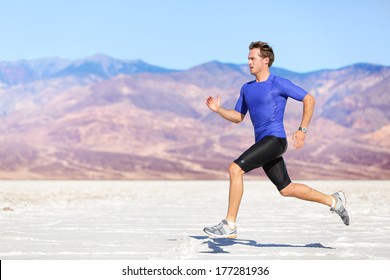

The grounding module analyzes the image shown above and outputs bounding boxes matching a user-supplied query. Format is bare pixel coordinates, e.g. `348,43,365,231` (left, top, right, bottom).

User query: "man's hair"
249,41,275,67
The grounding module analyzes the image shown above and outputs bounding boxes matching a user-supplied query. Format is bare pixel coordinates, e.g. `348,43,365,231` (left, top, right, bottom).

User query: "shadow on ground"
190,236,334,254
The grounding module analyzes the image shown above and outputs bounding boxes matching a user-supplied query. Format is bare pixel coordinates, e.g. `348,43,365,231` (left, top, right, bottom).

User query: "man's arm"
206,95,245,124
292,93,315,149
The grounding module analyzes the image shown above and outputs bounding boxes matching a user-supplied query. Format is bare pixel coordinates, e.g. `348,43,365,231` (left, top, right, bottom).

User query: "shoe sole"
203,229,237,239
335,191,351,226
343,195,352,226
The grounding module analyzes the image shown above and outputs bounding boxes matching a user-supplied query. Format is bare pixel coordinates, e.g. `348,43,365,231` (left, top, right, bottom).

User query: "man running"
204,41,350,238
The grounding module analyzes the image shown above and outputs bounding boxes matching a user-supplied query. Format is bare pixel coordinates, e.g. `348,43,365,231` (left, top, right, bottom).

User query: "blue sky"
0,0,389,72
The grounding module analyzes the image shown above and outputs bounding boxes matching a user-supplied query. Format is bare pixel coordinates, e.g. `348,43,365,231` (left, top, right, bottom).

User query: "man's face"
248,48,269,75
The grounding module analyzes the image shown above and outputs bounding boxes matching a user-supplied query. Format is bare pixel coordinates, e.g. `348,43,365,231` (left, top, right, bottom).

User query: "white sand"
0,180,389,260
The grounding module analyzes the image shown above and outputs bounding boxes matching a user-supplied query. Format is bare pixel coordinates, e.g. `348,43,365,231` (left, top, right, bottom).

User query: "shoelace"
212,223,224,230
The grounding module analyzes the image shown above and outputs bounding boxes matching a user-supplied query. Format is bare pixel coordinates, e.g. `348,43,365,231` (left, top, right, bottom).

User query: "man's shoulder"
271,75,295,88
245,80,257,86
272,74,288,83
241,80,256,91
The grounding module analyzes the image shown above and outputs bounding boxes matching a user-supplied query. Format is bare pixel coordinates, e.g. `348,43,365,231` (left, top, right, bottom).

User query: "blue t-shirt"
234,74,307,142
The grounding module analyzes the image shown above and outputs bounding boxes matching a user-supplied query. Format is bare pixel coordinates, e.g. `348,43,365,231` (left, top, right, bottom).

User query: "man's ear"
263,57,270,65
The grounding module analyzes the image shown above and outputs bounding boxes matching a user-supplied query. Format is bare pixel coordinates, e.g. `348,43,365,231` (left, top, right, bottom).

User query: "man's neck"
255,69,271,82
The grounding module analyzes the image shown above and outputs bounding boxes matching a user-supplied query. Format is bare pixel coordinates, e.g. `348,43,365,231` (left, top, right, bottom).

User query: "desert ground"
0,180,389,260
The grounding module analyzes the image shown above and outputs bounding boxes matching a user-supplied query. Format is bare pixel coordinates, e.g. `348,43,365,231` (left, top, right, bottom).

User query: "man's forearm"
217,107,245,124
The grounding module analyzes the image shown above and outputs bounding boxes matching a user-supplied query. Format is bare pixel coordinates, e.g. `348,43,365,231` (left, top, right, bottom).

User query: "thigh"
234,136,287,173
263,156,291,191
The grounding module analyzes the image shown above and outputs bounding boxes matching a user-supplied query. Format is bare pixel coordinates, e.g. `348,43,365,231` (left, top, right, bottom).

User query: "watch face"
301,127,307,133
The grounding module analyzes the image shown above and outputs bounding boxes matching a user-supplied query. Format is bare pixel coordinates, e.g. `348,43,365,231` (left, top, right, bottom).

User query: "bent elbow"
234,113,245,124
310,94,316,105
304,93,315,107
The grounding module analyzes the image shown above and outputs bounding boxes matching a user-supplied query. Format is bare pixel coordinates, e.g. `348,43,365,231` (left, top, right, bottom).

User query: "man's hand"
206,95,221,112
292,130,306,150
206,95,245,124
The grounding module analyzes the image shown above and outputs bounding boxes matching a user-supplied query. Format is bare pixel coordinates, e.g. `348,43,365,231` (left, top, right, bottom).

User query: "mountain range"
0,55,389,179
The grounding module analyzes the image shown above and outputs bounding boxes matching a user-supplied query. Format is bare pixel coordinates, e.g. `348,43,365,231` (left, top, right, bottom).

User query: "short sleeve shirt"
234,74,307,142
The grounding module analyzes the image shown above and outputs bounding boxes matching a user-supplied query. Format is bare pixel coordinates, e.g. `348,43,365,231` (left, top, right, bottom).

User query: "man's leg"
263,157,333,206
280,182,333,206
226,162,245,223
203,162,243,238
280,182,351,225
263,157,350,225
225,137,285,223
205,137,291,238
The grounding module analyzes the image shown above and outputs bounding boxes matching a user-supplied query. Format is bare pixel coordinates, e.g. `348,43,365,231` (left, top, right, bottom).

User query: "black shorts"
233,136,291,191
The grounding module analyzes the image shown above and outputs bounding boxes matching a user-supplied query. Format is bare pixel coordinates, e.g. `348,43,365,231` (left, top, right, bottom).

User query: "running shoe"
203,219,237,238
330,191,351,226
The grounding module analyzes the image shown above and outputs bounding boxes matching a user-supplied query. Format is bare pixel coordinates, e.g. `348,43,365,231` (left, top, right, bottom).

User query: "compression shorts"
233,136,291,191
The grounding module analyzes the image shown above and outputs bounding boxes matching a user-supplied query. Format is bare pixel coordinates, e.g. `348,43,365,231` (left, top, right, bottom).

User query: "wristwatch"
298,127,308,133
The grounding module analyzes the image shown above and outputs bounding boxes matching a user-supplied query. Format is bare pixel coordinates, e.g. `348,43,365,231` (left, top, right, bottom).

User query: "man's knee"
228,162,245,177
279,182,294,197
